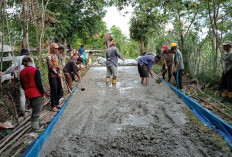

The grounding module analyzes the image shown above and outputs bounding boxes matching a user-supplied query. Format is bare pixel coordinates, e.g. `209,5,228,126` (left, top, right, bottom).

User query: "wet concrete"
39,66,231,157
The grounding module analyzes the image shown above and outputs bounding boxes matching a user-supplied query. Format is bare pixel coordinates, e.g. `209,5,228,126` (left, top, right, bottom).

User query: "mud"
39,66,231,157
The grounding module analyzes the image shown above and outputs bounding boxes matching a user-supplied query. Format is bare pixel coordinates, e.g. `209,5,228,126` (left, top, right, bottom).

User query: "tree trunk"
22,0,30,49
140,36,145,56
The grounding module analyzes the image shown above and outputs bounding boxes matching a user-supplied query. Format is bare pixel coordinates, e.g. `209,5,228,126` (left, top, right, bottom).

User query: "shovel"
153,64,172,84
80,81,85,91
152,71,163,84
154,74,162,84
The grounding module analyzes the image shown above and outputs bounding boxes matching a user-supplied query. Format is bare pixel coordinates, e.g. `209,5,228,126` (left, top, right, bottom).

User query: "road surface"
40,66,231,157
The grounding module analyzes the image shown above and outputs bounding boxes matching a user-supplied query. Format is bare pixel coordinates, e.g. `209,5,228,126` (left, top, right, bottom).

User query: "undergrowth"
183,107,231,151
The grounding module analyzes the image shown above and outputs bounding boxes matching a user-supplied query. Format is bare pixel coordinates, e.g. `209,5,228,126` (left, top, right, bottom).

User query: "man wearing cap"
138,55,161,86
170,43,184,90
20,56,46,131
57,45,65,68
47,43,63,112
161,45,173,82
0,49,35,116
219,40,232,102
106,42,125,85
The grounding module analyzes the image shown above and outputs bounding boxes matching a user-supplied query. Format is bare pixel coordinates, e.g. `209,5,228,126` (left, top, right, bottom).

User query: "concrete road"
40,66,230,157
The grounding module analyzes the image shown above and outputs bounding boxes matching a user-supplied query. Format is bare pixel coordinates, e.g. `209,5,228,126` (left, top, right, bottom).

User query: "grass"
183,107,231,151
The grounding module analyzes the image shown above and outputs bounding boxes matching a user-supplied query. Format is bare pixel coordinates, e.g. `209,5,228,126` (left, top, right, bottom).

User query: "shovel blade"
156,79,162,84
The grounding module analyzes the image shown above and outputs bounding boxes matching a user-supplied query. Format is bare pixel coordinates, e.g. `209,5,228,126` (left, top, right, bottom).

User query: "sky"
102,6,208,40
103,6,134,37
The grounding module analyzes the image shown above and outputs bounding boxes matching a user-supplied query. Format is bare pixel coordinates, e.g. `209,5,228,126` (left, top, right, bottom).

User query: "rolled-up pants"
49,77,63,107
64,73,74,90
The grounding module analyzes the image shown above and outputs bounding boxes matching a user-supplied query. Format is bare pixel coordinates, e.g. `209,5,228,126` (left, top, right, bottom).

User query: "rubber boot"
39,118,46,125
168,74,172,82
31,117,44,132
106,77,110,84
112,79,117,85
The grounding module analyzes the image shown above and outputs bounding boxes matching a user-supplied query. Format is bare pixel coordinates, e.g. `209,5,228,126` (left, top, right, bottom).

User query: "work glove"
165,65,168,70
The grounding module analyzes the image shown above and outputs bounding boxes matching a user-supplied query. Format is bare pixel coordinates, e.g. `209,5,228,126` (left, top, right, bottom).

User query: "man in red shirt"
20,56,46,131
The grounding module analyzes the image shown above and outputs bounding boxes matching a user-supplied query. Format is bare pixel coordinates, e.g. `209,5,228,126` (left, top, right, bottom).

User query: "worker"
20,56,46,131
161,45,173,82
57,45,65,68
219,40,232,102
63,57,83,90
106,41,125,85
137,54,161,86
47,43,63,112
170,43,184,90
0,48,35,116
79,45,85,56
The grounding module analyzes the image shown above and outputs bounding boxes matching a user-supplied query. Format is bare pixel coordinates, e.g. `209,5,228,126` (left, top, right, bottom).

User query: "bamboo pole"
0,0,6,96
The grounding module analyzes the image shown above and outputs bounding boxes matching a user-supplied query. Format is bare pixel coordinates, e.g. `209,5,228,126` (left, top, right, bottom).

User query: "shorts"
107,66,117,77
83,59,87,65
138,63,149,77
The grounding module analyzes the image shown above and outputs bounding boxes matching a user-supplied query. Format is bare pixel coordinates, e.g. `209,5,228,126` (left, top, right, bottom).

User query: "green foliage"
33,52,49,87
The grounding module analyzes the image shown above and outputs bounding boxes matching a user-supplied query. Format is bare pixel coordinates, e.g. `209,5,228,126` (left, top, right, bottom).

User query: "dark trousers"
30,96,43,118
219,70,232,92
162,64,172,81
49,77,63,107
173,70,183,89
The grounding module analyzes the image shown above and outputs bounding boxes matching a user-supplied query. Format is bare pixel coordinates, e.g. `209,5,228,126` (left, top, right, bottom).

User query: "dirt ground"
39,66,231,157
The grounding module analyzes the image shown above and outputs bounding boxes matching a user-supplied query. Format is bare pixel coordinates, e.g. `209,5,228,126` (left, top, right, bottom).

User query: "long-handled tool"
80,80,85,91
61,72,72,94
157,63,172,76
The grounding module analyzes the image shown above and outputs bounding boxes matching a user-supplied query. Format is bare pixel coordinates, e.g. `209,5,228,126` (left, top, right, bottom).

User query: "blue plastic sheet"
21,86,78,157
165,81,232,148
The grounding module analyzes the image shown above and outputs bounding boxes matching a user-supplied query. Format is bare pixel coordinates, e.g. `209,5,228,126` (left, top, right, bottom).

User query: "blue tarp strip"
164,81,232,148
21,85,78,157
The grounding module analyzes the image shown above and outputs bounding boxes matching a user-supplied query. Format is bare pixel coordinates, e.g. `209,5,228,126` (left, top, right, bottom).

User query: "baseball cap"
162,45,168,50
58,45,66,50
110,41,115,45
222,40,232,46
170,42,177,47
21,48,29,55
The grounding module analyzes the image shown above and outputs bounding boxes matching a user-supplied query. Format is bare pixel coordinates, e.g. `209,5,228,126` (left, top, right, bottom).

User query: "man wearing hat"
0,49,35,116
219,40,232,102
47,43,63,112
106,41,125,85
170,43,184,90
161,45,173,82
57,45,65,68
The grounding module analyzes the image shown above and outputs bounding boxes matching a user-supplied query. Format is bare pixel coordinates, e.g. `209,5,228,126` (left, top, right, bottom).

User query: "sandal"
56,105,62,109
52,107,59,112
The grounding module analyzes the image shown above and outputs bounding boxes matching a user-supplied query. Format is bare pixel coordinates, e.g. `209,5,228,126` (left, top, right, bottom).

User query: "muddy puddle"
39,66,231,157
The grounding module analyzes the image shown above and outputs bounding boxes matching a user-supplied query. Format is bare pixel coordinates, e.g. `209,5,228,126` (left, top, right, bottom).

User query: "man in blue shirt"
79,45,85,56
138,55,161,86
